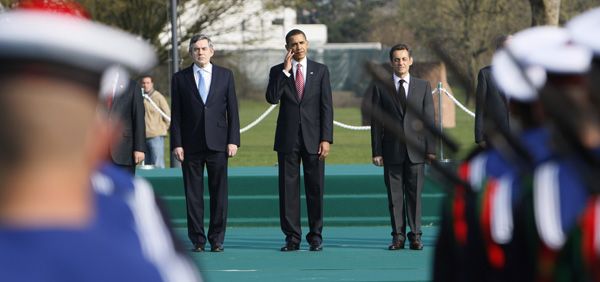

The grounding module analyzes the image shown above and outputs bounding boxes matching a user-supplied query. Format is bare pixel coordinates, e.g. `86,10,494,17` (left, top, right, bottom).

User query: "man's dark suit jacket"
265,60,333,152
170,64,240,153
371,76,434,164
109,80,146,166
474,65,509,144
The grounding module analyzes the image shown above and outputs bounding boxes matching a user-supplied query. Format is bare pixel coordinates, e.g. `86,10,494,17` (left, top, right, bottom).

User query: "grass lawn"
163,95,477,167
229,99,372,167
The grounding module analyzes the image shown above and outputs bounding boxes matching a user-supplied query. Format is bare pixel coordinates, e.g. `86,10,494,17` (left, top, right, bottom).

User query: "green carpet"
182,226,437,282
140,165,448,281
138,164,449,227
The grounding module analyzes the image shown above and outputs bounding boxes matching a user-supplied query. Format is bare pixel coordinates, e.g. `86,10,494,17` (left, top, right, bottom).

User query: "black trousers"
277,131,324,246
112,163,136,175
182,150,228,247
383,155,424,241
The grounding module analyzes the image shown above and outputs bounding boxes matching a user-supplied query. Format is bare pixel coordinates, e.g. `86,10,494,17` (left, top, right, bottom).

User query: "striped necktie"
295,63,304,100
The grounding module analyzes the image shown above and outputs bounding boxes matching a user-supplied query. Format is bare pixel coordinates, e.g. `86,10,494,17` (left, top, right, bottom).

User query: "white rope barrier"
436,88,475,118
154,87,474,135
239,104,371,132
240,104,278,133
333,121,370,131
142,90,171,122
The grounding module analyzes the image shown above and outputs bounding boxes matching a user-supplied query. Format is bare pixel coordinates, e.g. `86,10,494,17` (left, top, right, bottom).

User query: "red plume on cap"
17,0,91,19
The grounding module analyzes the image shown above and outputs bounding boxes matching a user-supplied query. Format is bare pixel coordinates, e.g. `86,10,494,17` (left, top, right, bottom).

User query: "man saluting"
266,29,334,252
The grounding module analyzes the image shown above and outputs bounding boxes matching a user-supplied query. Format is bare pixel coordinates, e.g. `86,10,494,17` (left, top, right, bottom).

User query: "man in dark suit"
108,77,146,175
266,29,333,252
371,43,435,251
474,35,511,147
170,34,240,253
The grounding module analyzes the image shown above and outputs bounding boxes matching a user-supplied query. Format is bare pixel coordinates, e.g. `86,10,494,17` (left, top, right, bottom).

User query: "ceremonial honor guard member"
433,26,592,282
553,8,600,282
0,1,201,281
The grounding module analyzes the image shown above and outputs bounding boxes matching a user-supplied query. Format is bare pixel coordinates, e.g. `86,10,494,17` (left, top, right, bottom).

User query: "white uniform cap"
567,7,600,57
0,6,156,75
492,26,592,102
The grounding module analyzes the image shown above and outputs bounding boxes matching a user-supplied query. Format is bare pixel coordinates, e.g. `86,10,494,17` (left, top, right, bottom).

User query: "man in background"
142,75,170,168
108,75,146,175
474,35,511,147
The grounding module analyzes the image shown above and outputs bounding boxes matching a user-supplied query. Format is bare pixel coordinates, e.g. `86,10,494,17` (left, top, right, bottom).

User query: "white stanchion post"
437,82,446,162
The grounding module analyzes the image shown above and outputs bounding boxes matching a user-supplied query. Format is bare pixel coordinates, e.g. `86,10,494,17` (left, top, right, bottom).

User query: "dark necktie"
397,79,407,112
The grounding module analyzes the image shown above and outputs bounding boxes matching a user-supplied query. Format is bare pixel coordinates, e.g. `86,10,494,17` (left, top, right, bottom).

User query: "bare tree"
529,0,561,26
78,0,246,63
396,0,531,100
0,0,246,64
559,0,599,24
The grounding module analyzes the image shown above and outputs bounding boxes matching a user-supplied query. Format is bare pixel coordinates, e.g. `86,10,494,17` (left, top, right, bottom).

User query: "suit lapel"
184,65,204,104
301,60,315,103
407,78,419,108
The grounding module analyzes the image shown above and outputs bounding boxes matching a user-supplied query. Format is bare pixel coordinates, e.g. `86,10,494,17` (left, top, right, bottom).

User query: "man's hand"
426,154,436,164
173,147,184,162
318,141,330,161
227,144,238,157
283,48,294,73
133,151,145,164
372,156,383,167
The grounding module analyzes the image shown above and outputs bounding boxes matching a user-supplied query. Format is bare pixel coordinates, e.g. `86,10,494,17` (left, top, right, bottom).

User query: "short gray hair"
188,34,214,53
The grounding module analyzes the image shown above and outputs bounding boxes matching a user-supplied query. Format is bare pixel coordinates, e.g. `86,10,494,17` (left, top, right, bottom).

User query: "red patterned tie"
295,63,304,100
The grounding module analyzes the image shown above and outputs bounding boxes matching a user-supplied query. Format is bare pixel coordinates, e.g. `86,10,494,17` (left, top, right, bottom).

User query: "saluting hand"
283,48,294,73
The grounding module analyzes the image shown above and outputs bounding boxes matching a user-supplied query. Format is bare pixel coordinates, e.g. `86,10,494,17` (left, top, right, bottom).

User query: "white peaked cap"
492,26,591,102
567,7,600,57
0,8,156,74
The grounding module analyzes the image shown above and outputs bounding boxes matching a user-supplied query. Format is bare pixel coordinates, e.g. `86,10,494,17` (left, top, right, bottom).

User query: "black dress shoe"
192,245,205,252
309,244,323,251
211,245,224,252
388,239,405,250
409,239,423,250
280,243,300,252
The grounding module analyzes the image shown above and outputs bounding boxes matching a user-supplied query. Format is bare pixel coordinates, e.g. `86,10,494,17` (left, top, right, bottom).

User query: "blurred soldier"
0,1,201,281
553,7,600,282
142,75,170,168
499,27,592,282
433,26,592,282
